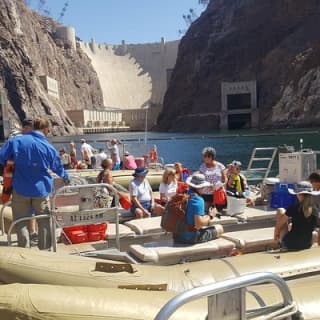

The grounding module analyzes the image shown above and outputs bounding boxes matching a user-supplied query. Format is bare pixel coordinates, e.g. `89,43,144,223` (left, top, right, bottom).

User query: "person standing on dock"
95,148,107,169
80,139,95,169
0,118,69,250
199,147,227,212
106,139,121,170
69,142,78,169
149,145,158,164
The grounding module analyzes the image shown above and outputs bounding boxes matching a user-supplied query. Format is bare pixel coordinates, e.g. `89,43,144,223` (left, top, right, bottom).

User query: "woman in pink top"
123,151,137,170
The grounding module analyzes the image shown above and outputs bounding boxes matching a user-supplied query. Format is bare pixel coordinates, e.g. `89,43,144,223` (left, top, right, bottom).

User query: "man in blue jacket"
0,118,69,250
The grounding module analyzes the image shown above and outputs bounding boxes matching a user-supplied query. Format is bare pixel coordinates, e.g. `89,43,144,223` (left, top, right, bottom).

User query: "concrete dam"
70,37,179,132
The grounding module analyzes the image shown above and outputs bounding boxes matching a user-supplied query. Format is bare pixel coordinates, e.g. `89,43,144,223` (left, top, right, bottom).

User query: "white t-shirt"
81,142,94,159
129,179,152,202
159,181,177,201
199,161,225,195
95,152,107,169
110,144,120,164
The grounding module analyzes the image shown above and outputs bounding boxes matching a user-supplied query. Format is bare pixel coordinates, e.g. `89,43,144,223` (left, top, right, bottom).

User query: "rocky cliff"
157,0,320,132
0,0,103,135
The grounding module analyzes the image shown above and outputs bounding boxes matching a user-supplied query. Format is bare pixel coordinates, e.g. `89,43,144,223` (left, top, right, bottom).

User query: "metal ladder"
246,147,278,183
154,272,297,320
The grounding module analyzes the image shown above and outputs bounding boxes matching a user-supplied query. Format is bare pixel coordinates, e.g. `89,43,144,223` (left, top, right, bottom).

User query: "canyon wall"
157,0,320,132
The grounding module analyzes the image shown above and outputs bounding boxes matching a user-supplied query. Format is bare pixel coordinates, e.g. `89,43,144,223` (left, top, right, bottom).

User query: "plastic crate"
87,223,107,233
87,223,107,240
270,192,297,209
274,183,295,193
63,225,88,233
87,231,102,242
64,230,88,244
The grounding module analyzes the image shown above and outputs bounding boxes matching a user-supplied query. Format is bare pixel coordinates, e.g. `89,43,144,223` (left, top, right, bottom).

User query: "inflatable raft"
0,274,320,319
67,168,163,190
1,246,320,292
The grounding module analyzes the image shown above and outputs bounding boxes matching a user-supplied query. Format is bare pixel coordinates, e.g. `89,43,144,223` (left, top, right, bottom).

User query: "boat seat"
210,215,238,225
118,208,135,222
129,236,235,265
0,204,13,234
221,227,277,253
106,223,135,239
124,215,239,236
237,206,276,222
124,216,164,235
222,227,319,255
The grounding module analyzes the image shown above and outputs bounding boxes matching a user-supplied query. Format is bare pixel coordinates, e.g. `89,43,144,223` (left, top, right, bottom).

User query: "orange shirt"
149,149,158,163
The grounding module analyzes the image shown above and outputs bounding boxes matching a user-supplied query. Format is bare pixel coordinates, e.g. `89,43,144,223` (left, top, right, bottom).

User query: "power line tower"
198,0,210,6
37,0,51,16
179,8,198,36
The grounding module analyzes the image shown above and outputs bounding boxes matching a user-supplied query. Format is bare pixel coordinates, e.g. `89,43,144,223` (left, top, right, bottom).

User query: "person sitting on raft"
173,173,224,244
226,160,253,205
174,162,183,181
159,167,178,206
123,151,137,170
129,167,163,218
274,182,320,251
308,171,320,215
227,161,247,193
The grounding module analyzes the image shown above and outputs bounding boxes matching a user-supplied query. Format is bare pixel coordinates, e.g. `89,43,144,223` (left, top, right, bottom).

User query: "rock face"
157,0,320,132
0,0,103,135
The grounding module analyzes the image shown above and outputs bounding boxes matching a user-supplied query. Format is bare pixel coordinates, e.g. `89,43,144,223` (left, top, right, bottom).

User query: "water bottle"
244,187,250,198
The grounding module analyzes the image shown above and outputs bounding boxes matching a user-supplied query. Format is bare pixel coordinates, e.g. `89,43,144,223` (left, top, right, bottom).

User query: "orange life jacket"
149,149,158,163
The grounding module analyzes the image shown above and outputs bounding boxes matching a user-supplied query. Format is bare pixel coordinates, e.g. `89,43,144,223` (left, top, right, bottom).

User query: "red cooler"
135,157,145,167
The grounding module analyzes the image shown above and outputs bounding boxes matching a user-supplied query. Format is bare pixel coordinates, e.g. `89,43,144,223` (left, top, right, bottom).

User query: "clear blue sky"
27,0,207,44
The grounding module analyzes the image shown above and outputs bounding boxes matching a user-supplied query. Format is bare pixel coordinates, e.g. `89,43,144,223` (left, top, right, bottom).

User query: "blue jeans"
130,200,151,215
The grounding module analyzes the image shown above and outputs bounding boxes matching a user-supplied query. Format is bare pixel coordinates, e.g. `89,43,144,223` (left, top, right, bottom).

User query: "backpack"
2,160,14,204
181,168,190,182
160,193,195,233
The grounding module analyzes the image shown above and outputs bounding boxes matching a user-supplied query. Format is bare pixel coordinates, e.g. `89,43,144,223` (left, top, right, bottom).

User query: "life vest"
227,173,246,193
2,160,14,204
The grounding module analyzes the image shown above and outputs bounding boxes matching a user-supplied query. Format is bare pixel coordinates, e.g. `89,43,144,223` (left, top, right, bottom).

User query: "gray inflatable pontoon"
1,246,320,292
0,274,320,319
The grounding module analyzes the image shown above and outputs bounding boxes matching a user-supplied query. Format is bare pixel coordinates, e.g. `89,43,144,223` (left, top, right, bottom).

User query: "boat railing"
5,182,120,252
154,272,297,320
50,183,120,252
0,175,88,236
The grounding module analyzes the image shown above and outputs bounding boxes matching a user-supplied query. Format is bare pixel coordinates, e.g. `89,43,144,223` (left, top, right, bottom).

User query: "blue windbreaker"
0,130,68,197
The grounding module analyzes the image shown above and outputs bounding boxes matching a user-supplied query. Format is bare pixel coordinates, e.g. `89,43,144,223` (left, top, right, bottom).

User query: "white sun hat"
186,173,211,189
288,181,320,196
